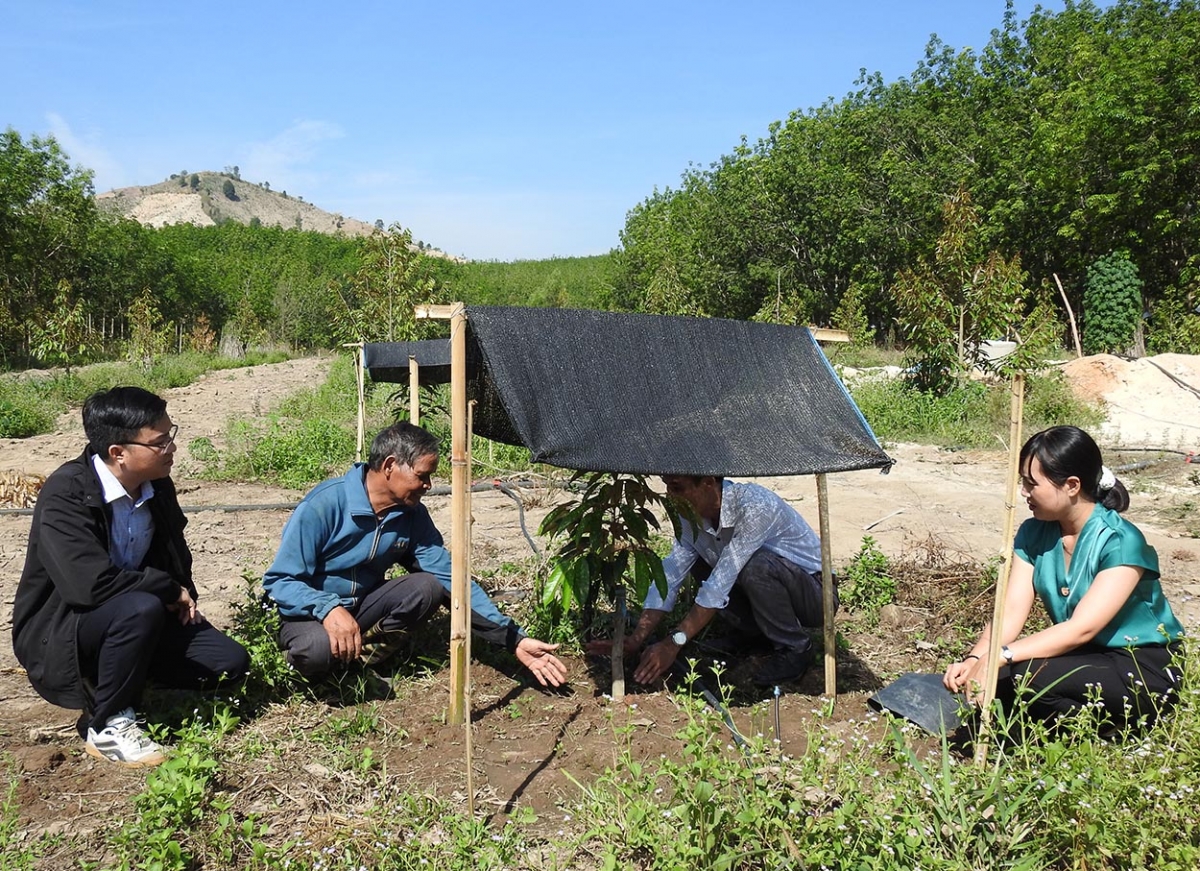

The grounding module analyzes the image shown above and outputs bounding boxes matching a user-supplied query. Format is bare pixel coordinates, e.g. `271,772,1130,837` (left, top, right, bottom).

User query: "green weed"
229,572,303,705
0,774,37,871
841,536,896,624
0,386,55,438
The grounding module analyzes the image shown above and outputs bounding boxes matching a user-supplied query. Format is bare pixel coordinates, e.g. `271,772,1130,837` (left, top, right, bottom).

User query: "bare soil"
1,354,1198,860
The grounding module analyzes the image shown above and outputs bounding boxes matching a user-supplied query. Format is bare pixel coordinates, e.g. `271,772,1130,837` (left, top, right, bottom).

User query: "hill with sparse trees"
96,168,379,238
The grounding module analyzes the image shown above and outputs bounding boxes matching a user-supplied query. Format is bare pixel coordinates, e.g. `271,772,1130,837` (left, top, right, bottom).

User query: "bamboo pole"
414,303,472,726
465,399,475,815
448,304,471,726
612,588,627,703
409,355,420,425
1053,274,1083,359
342,342,366,462
816,473,837,698
974,372,1026,765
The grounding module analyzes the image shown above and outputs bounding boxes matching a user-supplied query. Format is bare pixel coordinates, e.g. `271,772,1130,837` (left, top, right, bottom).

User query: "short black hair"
83,387,168,457
1020,425,1129,512
368,421,440,471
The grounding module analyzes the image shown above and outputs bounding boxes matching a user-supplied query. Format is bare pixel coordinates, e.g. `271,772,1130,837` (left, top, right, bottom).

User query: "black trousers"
76,590,250,735
697,549,831,654
998,642,1184,732
278,572,445,677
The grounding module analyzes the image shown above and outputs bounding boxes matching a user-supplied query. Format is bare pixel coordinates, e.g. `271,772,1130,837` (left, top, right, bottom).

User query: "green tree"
613,1,1200,353
832,282,876,346
892,188,1056,392
0,128,96,363
126,288,170,368
1147,280,1200,354
30,280,92,374
333,223,438,344
222,179,236,200
539,473,678,702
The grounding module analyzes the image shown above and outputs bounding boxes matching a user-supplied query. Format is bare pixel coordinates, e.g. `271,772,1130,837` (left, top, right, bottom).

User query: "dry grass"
0,471,43,509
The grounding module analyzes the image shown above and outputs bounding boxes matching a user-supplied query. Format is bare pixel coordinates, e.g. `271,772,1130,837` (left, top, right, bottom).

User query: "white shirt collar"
91,453,155,506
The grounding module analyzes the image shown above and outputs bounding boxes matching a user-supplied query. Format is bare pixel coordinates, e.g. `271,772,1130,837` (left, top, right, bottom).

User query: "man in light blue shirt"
588,475,830,687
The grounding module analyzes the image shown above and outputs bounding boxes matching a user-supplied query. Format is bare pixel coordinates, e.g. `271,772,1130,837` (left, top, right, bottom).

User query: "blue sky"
4,1,1076,261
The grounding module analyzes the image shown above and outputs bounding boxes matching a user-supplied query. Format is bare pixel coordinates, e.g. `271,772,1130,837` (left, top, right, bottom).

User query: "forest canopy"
3,0,1199,371
615,0,1200,355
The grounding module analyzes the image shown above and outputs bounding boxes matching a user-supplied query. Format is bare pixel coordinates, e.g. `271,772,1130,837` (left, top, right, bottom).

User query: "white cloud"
241,120,344,190
44,112,126,190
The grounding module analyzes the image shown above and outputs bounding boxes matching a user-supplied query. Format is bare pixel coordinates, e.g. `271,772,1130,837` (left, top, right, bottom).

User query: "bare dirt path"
1,352,1197,861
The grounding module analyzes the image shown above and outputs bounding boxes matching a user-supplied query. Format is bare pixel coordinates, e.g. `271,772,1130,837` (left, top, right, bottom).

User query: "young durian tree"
540,472,681,702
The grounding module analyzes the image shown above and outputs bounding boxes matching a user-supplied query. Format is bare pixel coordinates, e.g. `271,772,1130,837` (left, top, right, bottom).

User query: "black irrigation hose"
1144,357,1200,401
492,480,542,556
1114,460,1166,474
1108,446,1194,456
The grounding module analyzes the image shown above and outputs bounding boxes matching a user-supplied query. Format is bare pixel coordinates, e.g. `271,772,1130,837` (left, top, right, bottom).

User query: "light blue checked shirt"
91,454,156,572
644,479,822,612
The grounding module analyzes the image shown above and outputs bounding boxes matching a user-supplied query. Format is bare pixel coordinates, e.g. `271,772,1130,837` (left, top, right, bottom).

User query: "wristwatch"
1001,645,1015,664
670,630,688,647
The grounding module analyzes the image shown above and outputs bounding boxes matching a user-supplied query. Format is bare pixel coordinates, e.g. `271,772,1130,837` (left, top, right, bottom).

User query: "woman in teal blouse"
944,426,1185,733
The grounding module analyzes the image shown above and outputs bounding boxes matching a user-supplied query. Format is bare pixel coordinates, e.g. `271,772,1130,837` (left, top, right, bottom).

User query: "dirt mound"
1060,353,1200,450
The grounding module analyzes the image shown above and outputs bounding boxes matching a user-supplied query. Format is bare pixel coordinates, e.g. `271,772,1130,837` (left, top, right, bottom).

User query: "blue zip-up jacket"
263,464,524,650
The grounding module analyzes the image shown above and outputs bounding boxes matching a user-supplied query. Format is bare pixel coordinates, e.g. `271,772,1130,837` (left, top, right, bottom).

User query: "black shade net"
367,306,893,478
363,339,453,386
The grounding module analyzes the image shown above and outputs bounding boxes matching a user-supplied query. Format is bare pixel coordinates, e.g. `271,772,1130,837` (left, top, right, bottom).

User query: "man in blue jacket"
263,421,567,687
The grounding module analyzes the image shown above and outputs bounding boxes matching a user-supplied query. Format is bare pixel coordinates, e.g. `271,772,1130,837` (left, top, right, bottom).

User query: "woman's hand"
944,654,987,703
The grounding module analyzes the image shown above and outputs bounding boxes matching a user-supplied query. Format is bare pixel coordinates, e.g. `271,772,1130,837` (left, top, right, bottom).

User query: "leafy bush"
851,374,1102,448
1022,370,1105,433
245,418,355,489
1083,251,1143,355
0,394,54,438
1148,281,1200,354
851,378,993,446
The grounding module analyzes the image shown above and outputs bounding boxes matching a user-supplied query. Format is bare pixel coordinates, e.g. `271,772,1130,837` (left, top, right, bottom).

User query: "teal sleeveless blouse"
1013,504,1185,647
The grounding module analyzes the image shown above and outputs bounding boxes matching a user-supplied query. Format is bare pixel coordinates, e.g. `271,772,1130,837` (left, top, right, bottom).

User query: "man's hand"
167,587,203,625
322,606,363,663
633,639,680,685
515,638,568,687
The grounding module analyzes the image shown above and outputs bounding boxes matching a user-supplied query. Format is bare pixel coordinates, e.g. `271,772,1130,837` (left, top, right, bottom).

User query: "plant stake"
816,473,837,698
974,372,1025,765
415,303,472,726
409,354,420,425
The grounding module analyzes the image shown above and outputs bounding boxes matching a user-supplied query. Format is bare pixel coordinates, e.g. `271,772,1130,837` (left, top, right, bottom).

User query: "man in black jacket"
12,387,248,766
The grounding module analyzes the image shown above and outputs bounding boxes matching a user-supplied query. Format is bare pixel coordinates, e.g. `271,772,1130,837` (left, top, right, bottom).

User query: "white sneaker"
84,708,166,767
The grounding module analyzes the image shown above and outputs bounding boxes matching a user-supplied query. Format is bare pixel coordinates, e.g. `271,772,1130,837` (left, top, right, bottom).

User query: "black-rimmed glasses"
125,424,179,453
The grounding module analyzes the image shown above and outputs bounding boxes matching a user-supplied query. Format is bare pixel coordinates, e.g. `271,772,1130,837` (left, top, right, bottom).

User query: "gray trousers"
279,572,444,677
701,550,832,654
